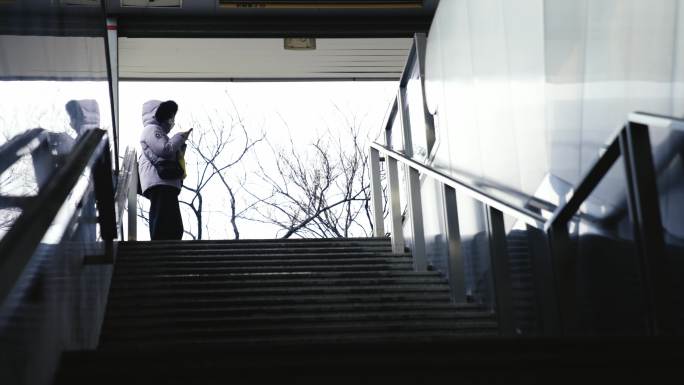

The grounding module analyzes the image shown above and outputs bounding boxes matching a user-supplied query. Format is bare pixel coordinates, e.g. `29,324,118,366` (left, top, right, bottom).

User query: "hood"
142,99,163,129
65,99,100,134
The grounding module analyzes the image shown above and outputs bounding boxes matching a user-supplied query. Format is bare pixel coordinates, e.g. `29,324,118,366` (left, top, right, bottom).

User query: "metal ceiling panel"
0,35,108,80
121,0,182,7
118,37,411,80
216,1,423,9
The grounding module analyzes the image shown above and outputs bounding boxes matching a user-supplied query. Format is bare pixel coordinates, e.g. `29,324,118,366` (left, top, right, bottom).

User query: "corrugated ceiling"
119,37,412,80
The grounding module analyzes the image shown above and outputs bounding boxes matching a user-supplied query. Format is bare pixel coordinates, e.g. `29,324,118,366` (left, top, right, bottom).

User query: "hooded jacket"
65,99,100,135
138,100,187,194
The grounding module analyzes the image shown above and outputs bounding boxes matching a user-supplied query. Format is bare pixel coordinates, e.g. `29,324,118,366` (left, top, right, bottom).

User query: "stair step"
112,263,415,276
118,247,394,257
103,302,488,320
99,329,498,352
113,256,413,268
105,292,454,311
118,238,391,250
116,253,403,263
110,276,448,291
103,310,494,331
110,270,442,283
100,319,498,343
107,284,450,300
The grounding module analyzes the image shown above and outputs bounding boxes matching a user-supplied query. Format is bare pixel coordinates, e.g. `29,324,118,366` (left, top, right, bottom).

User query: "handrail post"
386,156,404,254
486,206,514,335
369,147,385,237
443,185,465,302
526,223,561,336
93,137,116,263
407,167,427,270
127,153,138,241
547,221,577,335
621,122,673,335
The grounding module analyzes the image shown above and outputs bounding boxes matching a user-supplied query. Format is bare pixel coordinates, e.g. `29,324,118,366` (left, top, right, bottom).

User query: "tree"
185,106,264,240
245,111,388,238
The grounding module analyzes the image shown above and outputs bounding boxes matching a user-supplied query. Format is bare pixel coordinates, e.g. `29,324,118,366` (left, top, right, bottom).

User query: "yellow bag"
178,150,187,180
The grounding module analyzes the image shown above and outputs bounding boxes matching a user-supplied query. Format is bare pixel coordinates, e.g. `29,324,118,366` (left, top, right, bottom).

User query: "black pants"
146,185,183,240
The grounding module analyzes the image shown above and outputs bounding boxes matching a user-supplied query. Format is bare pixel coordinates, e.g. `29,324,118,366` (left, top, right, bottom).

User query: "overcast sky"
120,81,396,239
0,80,396,240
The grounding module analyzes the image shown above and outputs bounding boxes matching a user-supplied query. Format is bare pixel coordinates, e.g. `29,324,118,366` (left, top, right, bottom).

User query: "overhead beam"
0,13,433,38
116,15,433,38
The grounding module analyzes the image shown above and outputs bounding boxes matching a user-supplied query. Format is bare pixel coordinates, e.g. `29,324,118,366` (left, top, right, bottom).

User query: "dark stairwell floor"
54,237,684,384
54,237,498,383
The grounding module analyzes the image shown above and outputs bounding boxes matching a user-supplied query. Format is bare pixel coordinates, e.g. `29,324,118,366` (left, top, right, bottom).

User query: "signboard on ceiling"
217,1,422,8
60,0,99,5
121,0,182,7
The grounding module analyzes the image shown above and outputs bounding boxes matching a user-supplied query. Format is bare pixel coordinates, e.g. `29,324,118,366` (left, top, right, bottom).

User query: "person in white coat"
138,100,192,240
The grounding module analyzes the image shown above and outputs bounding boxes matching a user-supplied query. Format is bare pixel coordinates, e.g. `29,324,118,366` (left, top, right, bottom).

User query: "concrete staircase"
54,237,497,383
53,237,684,384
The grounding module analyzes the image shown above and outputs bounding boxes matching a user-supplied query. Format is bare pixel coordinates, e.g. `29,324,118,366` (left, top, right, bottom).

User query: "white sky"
0,80,397,240
120,81,396,240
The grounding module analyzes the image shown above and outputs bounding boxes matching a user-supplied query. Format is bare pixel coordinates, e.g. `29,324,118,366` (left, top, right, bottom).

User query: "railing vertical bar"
386,157,404,254
547,222,577,335
369,147,385,237
407,167,426,270
621,122,673,335
127,153,138,241
443,185,465,302
525,224,561,336
486,206,514,335
397,88,413,157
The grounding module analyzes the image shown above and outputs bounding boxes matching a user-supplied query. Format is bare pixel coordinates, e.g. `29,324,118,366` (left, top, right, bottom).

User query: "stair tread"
100,319,498,341
109,276,448,290
117,254,411,268
104,302,487,319
108,284,450,299
110,270,441,281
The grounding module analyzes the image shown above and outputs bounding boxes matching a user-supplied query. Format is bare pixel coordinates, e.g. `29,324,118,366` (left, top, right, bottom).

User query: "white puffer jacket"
138,100,187,195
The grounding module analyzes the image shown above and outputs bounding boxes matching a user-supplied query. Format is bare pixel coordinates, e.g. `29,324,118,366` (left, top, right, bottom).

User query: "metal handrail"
371,110,678,335
375,111,683,233
0,128,46,176
114,146,138,241
0,129,114,304
370,142,548,229
547,111,684,231
629,111,684,131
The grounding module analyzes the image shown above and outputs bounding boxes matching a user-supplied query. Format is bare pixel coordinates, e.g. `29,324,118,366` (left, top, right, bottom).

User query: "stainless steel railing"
370,105,679,336
370,32,679,338
114,146,138,241
0,129,116,303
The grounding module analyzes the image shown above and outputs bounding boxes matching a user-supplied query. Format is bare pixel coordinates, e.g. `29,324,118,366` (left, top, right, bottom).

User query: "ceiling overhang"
118,37,412,81
0,0,432,80
1,0,438,38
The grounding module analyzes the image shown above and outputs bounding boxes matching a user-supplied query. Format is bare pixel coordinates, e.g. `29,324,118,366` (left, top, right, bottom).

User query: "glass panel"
649,124,684,334
425,0,684,334
0,8,113,383
422,178,448,274
0,23,113,157
572,158,646,335
0,166,110,384
502,213,544,335
456,192,493,306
